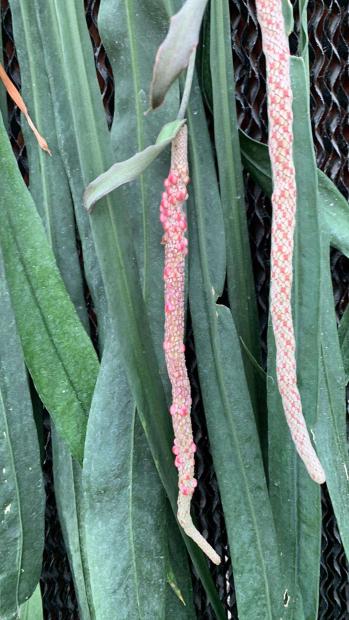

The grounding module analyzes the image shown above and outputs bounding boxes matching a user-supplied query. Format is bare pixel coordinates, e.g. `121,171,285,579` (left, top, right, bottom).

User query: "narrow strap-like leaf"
210,0,264,432
187,80,284,619
267,57,322,619
0,113,99,464
0,248,45,618
34,0,224,614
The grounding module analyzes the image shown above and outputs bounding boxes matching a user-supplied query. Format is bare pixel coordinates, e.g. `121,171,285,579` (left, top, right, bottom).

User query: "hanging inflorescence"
160,125,220,565
255,0,325,484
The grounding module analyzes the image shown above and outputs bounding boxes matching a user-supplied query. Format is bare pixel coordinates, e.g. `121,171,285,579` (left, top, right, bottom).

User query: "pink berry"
191,442,197,453
172,445,179,455
170,404,176,416
169,172,178,185
164,178,170,188
176,189,187,202
175,455,182,468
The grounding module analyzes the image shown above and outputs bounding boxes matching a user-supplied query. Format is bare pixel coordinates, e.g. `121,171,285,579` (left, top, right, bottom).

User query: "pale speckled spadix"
255,0,325,484
160,124,220,564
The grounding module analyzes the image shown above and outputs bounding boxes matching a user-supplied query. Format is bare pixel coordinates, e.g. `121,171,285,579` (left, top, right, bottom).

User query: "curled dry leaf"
149,0,208,110
0,63,51,154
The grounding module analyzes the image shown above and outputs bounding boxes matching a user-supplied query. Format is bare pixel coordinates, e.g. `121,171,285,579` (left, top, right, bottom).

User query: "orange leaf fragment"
0,63,51,155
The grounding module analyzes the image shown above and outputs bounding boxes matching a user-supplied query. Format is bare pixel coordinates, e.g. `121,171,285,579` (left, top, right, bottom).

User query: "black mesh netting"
1,0,348,617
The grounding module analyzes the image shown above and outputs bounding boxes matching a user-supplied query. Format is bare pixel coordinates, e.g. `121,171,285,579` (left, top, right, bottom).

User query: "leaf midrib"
189,111,274,619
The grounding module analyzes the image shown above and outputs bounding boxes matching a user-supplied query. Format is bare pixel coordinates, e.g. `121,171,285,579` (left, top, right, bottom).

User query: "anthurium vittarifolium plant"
0,0,348,618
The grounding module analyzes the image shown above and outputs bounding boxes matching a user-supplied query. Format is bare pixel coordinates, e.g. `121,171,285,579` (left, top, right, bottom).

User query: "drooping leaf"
149,0,209,109
267,57,322,619
9,0,88,328
313,175,349,563
187,79,284,619
210,0,264,435
315,278,349,564
36,0,224,614
98,4,196,616
0,112,99,464
52,428,95,620
83,333,179,620
239,61,349,586
0,248,45,618
84,119,185,212
34,0,108,344
9,2,96,615
19,585,43,620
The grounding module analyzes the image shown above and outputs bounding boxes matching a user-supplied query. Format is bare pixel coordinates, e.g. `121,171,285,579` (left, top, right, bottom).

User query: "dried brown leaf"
0,63,51,154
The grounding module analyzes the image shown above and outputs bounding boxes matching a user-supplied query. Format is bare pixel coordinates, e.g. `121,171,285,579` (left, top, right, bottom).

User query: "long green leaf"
36,0,224,614
239,68,349,576
100,0,181,359
313,175,349,561
187,80,284,619
98,3,196,616
267,57,322,619
35,0,108,343
83,334,185,620
210,0,264,431
0,113,99,464
0,248,45,619
8,0,88,326
9,2,97,615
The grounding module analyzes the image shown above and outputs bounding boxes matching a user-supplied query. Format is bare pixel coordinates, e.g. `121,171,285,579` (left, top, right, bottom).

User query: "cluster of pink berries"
160,166,198,498
173,444,198,496
160,127,221,564
160,170,189,255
